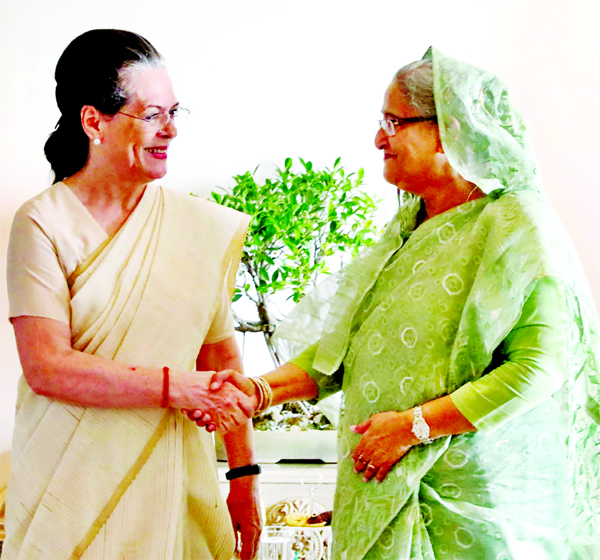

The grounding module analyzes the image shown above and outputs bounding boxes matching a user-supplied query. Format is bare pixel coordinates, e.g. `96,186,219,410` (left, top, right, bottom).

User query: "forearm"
262,362,319,406
419,394,477,441
14,316,220,410
223,420,255,468
27,347,216,409
28,346,183,408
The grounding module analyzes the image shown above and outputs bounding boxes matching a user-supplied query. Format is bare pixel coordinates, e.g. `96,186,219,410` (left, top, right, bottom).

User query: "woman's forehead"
382,82,419,118
124,67,177,109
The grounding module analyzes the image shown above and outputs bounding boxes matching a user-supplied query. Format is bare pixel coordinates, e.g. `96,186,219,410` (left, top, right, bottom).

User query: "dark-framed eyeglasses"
378,116,437,137
117,107,191,129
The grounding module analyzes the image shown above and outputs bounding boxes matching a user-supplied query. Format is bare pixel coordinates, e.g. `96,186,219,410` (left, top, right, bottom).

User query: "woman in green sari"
205,48,600,559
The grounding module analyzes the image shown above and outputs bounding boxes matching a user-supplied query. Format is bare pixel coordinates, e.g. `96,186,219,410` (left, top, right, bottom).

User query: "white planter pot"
216,430,338,463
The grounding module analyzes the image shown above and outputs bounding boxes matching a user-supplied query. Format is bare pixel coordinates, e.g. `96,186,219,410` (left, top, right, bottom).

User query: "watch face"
413,418,430,440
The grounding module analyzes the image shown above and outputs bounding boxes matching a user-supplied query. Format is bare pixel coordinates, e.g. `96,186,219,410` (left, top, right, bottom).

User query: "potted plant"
210,158,380,459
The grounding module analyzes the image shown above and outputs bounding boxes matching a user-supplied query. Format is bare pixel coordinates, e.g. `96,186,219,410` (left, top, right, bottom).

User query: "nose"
374,126,388,150
159,118,178,139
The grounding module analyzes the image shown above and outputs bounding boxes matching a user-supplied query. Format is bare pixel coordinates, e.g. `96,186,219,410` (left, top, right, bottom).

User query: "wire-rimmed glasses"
378,116,437,137
117,107,191,129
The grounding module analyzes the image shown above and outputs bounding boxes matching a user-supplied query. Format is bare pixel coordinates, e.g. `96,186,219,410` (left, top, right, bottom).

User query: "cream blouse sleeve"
7,202,71,324
203,281,235,344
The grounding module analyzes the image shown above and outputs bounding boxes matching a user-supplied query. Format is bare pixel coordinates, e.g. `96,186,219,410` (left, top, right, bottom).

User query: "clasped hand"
183,369,256,433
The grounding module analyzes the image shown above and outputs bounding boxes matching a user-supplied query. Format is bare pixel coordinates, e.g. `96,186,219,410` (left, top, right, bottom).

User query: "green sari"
275,48,600,559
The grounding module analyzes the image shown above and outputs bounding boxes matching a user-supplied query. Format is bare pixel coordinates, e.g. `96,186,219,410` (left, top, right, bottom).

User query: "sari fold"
4,185,250,560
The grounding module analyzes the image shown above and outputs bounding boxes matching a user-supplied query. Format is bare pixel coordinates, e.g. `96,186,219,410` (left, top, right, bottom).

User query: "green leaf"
258,267,269,281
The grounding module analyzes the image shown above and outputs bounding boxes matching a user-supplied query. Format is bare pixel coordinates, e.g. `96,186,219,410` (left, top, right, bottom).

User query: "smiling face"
99,66,179,186
374,81,443,197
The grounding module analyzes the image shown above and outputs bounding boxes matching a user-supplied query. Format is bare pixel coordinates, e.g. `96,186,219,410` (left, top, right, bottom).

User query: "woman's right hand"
181,370,259,433
210,369,257,402
176,370,256,433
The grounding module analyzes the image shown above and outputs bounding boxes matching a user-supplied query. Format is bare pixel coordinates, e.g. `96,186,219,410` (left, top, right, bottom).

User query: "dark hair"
44,29,163,183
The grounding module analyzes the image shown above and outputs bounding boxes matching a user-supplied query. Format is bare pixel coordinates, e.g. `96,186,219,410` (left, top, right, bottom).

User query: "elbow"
23,365,53,397
22,355,70,399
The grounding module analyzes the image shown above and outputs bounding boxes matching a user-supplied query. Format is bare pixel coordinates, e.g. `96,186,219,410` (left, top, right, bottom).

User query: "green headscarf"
428,46,542,196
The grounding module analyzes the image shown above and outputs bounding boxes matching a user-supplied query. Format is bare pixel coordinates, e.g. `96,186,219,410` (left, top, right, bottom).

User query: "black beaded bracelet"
225,464,262,480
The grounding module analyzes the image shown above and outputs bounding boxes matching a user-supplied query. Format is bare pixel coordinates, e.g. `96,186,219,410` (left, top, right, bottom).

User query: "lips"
145,146,168,159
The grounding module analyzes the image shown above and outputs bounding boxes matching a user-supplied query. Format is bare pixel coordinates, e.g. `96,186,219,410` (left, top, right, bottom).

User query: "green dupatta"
274,48,600,559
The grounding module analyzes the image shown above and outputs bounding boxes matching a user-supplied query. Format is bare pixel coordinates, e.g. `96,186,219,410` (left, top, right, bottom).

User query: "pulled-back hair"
44,29,163,183
394,59,436,118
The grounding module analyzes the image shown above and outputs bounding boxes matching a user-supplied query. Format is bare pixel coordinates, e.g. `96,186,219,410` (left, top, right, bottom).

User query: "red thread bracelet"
161,366,170,408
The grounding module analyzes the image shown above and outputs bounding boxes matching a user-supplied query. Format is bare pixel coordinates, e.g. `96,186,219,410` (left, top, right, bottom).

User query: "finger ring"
357,455,367,463
367,464,376,470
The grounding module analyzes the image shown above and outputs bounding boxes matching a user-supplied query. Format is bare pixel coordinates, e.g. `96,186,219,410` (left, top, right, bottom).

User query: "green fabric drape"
274,47,600,559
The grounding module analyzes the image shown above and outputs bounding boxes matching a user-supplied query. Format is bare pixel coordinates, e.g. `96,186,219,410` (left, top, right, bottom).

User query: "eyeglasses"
378,116,437,137
117,107,191,129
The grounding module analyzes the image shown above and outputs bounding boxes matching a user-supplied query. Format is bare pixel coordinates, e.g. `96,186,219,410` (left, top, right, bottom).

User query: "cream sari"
4,184,249,560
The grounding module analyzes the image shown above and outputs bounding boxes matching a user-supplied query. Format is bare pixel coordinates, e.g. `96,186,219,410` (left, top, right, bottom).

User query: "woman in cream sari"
208,48,600,559
4,29,261,560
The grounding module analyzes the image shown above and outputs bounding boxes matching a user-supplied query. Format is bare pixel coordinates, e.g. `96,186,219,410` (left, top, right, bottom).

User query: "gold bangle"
256,377,269,414
251,376,273,416
250,377,264,414
260,377,273,412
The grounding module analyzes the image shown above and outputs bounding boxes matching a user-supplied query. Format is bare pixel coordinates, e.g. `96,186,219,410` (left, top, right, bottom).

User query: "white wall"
1,0,599,453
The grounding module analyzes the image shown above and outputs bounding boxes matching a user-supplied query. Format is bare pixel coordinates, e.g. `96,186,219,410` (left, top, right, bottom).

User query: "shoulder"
160,187,251,230
480,191,572,276
480,190,559,232
12,182,77,236
13,183,65,222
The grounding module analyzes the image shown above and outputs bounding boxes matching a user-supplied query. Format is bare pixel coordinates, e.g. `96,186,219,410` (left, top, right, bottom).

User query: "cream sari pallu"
4,185,250,560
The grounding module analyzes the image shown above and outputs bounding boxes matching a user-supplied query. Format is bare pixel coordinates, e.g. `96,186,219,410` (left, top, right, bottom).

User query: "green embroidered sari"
275,48,600,559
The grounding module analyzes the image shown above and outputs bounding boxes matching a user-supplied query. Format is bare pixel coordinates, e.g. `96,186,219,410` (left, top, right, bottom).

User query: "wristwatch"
412,405,433,444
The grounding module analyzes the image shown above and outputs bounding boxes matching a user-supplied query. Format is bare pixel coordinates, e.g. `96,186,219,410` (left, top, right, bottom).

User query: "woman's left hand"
227,475,263,559
350,411,415,483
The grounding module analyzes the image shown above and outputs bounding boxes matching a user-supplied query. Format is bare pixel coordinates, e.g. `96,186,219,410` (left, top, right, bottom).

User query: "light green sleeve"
289,344,344,400
450,276,568,432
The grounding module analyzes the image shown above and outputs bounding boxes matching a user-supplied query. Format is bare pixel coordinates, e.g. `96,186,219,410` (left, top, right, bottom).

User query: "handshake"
182,370,263,434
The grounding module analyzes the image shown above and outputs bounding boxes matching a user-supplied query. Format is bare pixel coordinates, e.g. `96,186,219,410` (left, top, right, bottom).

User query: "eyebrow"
143,102,180,111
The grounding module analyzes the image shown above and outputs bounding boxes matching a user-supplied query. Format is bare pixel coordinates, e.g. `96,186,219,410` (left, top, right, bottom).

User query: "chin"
383,169,401,187
146,167,168,181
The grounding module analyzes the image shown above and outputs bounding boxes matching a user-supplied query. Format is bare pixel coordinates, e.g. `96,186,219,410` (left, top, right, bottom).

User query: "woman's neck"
422,179,485,221
63,169,148,236
64,168,147,213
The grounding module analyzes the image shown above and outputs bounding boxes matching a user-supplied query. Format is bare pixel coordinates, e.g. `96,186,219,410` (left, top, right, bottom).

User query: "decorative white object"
411,405,433,444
